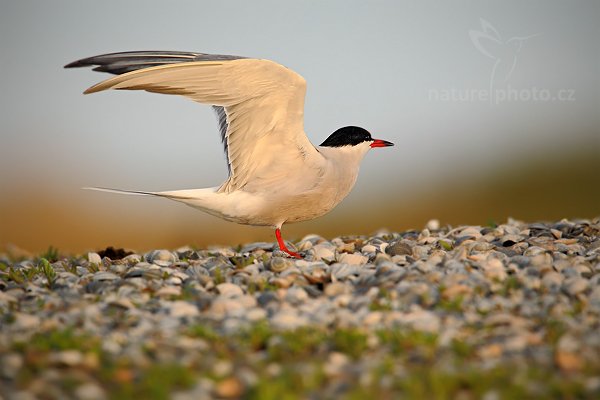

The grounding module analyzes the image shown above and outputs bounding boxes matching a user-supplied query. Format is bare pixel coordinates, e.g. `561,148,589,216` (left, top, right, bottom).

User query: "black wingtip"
64,59,87,69
64,51,201,71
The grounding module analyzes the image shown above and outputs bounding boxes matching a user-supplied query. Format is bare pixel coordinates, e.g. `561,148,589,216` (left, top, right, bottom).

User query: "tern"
65,51,394,258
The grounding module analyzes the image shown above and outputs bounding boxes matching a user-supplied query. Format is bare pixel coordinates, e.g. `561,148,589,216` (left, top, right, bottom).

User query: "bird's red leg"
275,228,302,259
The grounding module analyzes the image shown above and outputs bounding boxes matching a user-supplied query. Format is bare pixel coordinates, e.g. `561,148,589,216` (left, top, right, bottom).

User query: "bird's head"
320,126,394,155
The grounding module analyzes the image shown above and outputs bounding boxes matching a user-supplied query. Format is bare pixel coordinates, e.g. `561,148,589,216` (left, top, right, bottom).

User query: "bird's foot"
275,228,303,259
281,248,303,259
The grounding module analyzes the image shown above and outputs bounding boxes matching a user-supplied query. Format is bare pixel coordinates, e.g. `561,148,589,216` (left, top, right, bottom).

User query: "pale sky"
0,1,598,251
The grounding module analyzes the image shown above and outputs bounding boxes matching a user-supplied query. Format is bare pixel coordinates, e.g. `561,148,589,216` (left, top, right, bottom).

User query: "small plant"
251,280,278,292
544,319,567,345
267,327,326,362
450,339,475,358
40,246,60,262
7,267,26,284
370,288,394,311
175,285,198,301
63,260,78,274
18,328,97,352
242,321,273,351
439,239,453,251
187,324,220,342
377,329,438,357
38,258,57,288
332,328,368,359
500,276,521,296
369,301,392,312
87,262,100,273
213,267,225,284
437,296,464,313
486,219,498,228
231,255,256,268
135,364,195,399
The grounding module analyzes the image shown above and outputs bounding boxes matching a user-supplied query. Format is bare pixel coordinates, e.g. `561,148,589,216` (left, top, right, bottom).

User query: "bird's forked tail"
82,186,220,202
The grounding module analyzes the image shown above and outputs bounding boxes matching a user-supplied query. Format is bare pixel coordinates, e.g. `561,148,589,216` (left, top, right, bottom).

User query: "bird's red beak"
370,139,394,148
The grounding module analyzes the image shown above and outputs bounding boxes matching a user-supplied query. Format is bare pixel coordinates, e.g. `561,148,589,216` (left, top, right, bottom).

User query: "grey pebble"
92,272,119,281
563,277,589,296
386,240,412,256
2,217,599,399
145,249,178,266
216,283,244,297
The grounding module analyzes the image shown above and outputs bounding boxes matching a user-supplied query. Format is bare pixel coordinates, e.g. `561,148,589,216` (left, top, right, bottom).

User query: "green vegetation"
18,328,97,353
87,262,100,273
438,239,453,250
11,329,194,400
108,364,195,400
500,276,522,296
4,322,598,399
230,255,256,268
39,246,60,263
37,258,57,288
437,295,464,313
1,257,58,287
213,267,225,284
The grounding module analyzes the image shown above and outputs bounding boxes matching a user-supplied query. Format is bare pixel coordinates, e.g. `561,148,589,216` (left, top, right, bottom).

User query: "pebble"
285,287,309,305
330,263,359,281
1,353,23,379
92,272,119,281
337,252,368,265
426,219,441,231
167,301,199,318
395,309,440,333
216,283,244,297
312,243,336,262
87,252,102,265
1,218,599,399
215,377,244,398
75,383,107,400
271,310,309,330
386,241,412,256
482,259,507,281
324,282,348,297
12,313,40,331
155,286,182,297
145,249,177,266
266,257,293,272
49,350,84,367
361,244,377,254
563,277,589,296
324,352,350,377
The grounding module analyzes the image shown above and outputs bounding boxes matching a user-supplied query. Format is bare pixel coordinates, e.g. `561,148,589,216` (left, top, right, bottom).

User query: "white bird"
65,51,394,258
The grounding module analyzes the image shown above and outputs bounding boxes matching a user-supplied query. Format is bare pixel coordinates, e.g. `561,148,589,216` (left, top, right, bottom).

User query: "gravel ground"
1,218,600,399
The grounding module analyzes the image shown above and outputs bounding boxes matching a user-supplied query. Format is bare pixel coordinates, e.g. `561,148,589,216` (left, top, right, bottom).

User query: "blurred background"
1,1,599,255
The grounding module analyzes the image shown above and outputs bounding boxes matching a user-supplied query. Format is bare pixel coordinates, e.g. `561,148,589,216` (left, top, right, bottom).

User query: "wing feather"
68,53,322,193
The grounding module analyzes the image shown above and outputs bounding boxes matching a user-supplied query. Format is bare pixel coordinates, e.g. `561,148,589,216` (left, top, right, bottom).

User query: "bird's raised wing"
66,52,322,193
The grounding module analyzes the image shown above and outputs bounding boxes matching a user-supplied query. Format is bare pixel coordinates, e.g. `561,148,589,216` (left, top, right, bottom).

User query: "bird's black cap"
320,126,373,147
